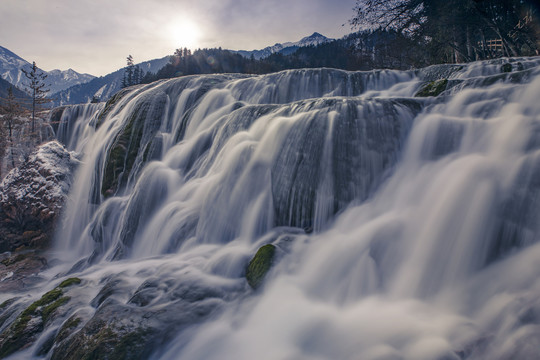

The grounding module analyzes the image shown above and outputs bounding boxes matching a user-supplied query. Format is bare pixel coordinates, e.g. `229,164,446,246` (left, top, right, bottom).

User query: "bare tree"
350,0,539,63
0,87,25,175
21,61,50,138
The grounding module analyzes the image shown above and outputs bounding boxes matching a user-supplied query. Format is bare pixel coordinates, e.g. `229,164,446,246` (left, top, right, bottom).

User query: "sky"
0,0,357,77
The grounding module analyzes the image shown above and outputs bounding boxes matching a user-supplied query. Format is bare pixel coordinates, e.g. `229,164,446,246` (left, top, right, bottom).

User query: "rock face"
0,141,78,252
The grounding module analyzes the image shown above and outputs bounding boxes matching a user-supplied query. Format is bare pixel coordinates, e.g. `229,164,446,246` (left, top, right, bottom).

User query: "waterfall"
50,103,105,153
3,58,540,359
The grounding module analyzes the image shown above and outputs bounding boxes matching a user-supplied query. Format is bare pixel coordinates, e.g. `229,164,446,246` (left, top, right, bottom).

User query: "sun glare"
167,19,201,49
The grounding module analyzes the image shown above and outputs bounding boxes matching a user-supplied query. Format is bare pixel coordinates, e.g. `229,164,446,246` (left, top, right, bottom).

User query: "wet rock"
54,315,83,344
0,251,48,292
51,312,154,360
101,90,167,198
0,284,75,358
90,278,130,308
52,291,226,360
0,297,20,329
48,106,68,133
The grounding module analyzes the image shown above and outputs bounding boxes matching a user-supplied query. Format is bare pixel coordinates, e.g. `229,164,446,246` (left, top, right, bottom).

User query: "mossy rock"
54,316,82,344
0,285,74,357
101,92,166,198
59,277,82,288
246,244,276,289
51,319,153,360
0,298,17,311
501,63,512,73
42,296,70,323
95,88,133,129
101,112,141,198
415,79,448,97
0,253,26,266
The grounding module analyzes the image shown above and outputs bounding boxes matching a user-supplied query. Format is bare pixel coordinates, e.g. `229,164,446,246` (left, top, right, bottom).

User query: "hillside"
52,56,169,106
0,76,30,112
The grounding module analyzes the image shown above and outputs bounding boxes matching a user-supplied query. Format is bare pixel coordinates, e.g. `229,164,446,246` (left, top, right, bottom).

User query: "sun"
167,19,201,49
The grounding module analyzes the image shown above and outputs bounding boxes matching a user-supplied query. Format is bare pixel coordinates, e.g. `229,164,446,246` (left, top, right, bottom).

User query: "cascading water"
2,57,540,360
50,103,105,153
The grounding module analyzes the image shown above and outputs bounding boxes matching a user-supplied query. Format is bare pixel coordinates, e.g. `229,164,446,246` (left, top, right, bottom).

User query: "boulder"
0,141,78,252
246,244,276,289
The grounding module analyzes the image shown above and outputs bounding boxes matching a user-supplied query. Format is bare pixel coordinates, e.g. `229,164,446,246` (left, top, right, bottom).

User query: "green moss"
14,287,63,325
0,287,71,358
101,109,145,198
101,92,167,198
0,298,16,310
110,328,151,360
246,244,276,289
55,323,151,360
55,316,82,344
501,63,512,73
96,89,132,129
35,288,63,307
59,277,82,288
415,79,449,97
42,296,70,323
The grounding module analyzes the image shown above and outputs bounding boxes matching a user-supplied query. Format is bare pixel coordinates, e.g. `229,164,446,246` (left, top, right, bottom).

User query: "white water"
3,58,540,359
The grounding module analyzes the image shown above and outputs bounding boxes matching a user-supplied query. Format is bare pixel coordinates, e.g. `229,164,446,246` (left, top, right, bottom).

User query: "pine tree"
138,67,145,84
133,66,140,86
123,55,135,88
21,61,50,137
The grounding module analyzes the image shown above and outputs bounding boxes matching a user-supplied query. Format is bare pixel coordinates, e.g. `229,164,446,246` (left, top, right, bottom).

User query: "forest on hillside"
138,0,539,84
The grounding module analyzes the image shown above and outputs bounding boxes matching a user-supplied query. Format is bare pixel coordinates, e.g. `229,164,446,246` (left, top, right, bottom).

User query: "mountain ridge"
0,46,95,95
2,32,336,106
234,32,334,59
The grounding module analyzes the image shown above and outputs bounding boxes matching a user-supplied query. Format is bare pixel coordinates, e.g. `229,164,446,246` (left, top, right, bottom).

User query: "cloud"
0,0,355,76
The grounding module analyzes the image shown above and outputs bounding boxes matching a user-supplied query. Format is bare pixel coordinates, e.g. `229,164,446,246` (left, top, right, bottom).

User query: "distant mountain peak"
296,32,330,47
235,32,334,60
0,45,96,94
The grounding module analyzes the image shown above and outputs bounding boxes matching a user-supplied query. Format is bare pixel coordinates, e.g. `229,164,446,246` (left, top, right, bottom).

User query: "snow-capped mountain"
42,68,95,94
0,46,30,88
53,56,170,106
0,46,95,95
235,32,334,59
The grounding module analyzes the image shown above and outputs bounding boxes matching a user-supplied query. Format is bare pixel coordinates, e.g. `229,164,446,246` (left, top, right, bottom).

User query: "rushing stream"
2,57,540,359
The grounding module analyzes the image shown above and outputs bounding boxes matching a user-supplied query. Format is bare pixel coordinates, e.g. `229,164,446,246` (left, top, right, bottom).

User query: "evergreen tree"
123,55,144,87
123,55,135,88
133,65,140,86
